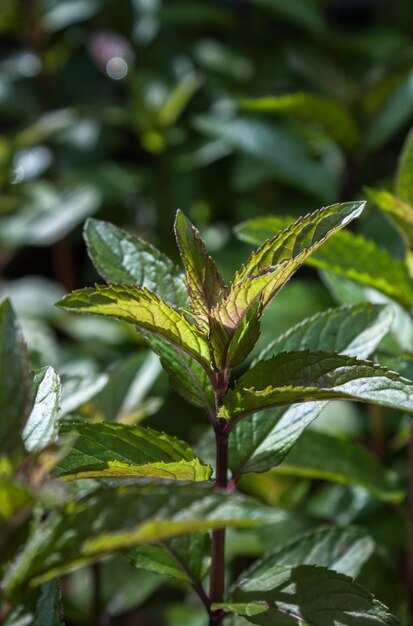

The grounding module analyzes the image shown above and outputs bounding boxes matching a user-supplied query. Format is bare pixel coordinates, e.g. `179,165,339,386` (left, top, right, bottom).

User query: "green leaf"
243,526,374,580
228,304,393,476
4,581,64,626
144,334,215,410
129,533,210,583
251,0,326,37
259,302,393,361
56,421,212,482
174,209,226,319
23,367,61,453
273,430,402,502
0,299,30,453
221,565,398,626
220,350,413,421
210,269,284,368
235,202,364,285
0,184,101,250
365,187,413,251
3,484,284,592
194,116,338,202
236,214,413,308
364,69,413,152
60,371,108,416
56,285,211,370
84,218,187,307
397,125,413,205
241,93,359,149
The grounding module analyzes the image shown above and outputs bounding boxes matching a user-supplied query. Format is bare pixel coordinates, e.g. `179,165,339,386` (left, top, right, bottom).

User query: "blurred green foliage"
3,0,413,624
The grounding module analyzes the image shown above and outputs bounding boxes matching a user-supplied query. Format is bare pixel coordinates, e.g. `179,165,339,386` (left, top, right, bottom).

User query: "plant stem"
162,542,211,614
407,422,413,615
91,562,104,626
209,425,229,622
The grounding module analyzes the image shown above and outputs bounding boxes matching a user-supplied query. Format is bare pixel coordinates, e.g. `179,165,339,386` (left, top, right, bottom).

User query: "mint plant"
6,201,413,624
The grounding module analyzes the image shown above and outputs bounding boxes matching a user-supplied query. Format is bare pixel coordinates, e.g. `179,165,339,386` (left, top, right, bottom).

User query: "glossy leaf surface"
220,350,413,420
56,285,211,369
236,214,413,308
229,304,393,475
56,421,212,482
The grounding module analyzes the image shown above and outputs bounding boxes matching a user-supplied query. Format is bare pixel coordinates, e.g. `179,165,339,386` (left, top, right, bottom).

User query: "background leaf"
23,366,61,453
84,218,187,308
0,299,30,453
4,485,285,593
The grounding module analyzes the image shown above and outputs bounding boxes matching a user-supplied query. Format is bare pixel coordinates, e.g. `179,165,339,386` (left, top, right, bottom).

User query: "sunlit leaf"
234,202,364,285
236,214,413,308
23,367,61,453
365,187,413,250
56,285,211,370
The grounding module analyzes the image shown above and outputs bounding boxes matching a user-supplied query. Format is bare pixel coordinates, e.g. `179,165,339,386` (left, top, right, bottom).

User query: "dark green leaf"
220,565,397,626
364,69,413,152
129,534,210,583
56,421,212,482
4,581,64,626
0,299,30,453
242,526,374,580
4,485,284,592
23,367,61,453
84,218,187,307
221,350,413,420
228,304,393,476
145,334,215,410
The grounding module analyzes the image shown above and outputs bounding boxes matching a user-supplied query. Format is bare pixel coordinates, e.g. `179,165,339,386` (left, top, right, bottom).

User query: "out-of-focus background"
2,1,413,622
